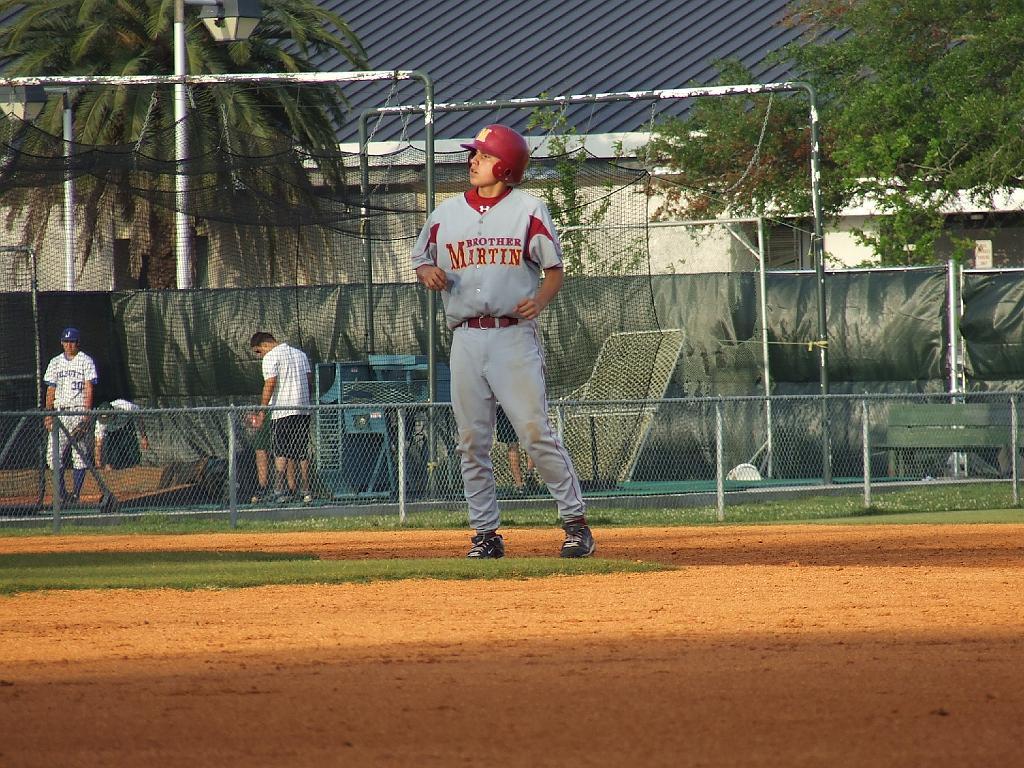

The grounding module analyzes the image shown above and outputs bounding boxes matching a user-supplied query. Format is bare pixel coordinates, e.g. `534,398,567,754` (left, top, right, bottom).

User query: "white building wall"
822,215,878,268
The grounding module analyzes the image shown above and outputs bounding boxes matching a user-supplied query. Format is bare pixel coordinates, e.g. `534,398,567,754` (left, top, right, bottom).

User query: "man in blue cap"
43,327,98,504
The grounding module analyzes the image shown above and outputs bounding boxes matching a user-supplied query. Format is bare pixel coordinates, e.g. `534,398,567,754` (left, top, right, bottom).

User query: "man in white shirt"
94,399,149,470
249,332,313,504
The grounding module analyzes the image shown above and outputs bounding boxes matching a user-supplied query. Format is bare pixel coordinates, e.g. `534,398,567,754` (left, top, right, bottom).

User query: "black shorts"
102,427,141,469
252,416,272,451
272,414,310,460
495,407,518,445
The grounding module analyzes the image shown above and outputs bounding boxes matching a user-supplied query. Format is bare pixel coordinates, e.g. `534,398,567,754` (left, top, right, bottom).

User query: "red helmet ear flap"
492,160,512,182
465,147,513,182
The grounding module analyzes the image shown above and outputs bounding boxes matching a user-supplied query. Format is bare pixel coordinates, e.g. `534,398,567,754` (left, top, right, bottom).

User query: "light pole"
0,85,77,291
173,0,262,289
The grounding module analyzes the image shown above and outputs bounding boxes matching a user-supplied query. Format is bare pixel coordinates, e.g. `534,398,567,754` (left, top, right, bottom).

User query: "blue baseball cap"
61,327,81,342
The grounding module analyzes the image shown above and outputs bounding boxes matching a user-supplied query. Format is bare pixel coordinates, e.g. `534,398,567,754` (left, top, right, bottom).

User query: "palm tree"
0,0,368,287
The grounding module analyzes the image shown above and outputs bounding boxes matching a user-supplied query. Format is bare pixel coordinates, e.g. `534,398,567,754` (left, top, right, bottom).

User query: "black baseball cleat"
560,520,596,558
467,532,505,559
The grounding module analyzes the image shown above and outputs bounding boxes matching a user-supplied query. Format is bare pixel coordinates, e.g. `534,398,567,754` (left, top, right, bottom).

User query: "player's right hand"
416,265,448,291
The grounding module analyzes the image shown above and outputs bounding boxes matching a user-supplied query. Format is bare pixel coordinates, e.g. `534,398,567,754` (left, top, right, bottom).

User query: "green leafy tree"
0,0,367,286
644,60,827,222
644,1,1024,266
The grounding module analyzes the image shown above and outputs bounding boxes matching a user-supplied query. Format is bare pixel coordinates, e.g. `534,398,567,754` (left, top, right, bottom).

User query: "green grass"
3,483,1020,595
0,548,671,598
0,550,669,595
825,508,1023,524
2,482,1022,537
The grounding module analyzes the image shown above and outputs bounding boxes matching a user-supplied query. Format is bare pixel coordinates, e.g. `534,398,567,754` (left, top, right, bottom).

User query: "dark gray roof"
321,0,823,142
0,1,831,144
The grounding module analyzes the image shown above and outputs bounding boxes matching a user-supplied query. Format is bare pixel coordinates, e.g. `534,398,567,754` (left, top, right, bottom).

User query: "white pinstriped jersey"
411,188,563,328
262,342,311,419
43,351,97,409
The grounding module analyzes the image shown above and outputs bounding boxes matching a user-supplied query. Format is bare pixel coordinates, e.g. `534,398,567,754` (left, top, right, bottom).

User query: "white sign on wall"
974,239,993,269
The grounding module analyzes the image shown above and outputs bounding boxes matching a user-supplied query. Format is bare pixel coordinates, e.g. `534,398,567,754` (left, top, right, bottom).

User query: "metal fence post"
715,399,725,521
50,422,61,533
1011,396,1019,506
398,406,407,524
227,408,238,529
862,398,871,509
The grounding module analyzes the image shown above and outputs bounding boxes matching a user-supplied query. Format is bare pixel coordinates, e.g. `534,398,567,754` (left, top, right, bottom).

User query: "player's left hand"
515,297,544,320
416,265,448,291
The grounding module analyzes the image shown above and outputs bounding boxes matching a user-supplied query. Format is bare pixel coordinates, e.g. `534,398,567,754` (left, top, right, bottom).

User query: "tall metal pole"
62,92,76,291
423,77,436,403
756,216,773,477
805,83,832,484
358,116,374,353
29,247,41,409
947,259,963,398
173,0,193,289
420,77,438,495
805,83,828,394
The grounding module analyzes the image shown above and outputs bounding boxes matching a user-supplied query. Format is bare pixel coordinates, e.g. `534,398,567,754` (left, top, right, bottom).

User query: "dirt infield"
1,524,1022,767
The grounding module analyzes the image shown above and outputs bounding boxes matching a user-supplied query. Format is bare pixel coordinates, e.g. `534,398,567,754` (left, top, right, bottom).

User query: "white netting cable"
366,78,411,198
366,77,400,146
724,94,773,195
134,90,159,154
369,112,413,199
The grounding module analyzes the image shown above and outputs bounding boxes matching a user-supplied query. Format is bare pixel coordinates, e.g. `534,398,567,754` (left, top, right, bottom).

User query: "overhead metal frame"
0,69,435,288
359,81,832,481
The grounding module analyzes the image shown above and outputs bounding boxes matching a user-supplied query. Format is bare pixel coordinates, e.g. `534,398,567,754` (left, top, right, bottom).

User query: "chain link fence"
3,391,1022,529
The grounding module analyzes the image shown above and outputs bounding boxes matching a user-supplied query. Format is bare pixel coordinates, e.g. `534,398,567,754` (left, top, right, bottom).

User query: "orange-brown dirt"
1,524,1022,767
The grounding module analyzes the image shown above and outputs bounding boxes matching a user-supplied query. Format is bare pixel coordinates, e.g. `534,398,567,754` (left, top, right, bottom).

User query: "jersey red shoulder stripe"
524,215,554,264
427,222,440,264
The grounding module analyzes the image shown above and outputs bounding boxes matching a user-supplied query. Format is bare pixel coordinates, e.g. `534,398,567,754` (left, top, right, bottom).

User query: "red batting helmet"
460,124,530,184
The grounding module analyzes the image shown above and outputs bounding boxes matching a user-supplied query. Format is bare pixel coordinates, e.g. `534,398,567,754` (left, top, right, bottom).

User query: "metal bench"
877,402,1019,485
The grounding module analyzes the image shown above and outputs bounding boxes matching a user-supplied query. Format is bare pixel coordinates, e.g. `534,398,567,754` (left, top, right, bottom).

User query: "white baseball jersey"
410,185,585,534
44,351,97,409
44,350,97,471
411,188,563,328
262,342,311,419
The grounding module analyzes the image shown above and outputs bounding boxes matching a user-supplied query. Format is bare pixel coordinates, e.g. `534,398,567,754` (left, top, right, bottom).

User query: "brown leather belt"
460,316,519,329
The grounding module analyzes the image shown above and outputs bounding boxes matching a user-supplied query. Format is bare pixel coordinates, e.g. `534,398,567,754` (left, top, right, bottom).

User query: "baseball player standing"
43,327,97,504
411,123,594,559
